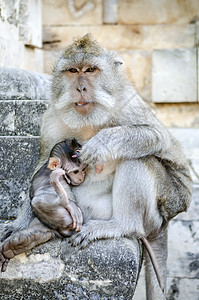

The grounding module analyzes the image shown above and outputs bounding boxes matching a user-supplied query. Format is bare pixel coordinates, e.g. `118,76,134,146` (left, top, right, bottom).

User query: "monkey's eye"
73,170,79,174
85,67,96,73
68,68,78,73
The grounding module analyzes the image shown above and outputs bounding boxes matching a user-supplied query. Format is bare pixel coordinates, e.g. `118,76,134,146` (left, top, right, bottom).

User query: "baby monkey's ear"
48,157,61,170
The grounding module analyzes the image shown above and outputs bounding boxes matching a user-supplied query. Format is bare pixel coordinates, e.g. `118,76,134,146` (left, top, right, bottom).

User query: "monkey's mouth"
75,101,90,107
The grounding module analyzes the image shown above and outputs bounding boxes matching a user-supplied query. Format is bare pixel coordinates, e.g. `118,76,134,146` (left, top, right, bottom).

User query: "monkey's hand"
80,132,112,165
65,201,83,232
69,219,125,249
0,247,10,272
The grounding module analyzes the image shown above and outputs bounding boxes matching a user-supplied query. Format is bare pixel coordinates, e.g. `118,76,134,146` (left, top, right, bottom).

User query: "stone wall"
0,0,43,73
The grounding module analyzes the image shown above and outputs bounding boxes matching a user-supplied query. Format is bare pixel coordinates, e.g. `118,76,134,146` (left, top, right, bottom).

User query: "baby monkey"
0,139,86,272
30,139,86,236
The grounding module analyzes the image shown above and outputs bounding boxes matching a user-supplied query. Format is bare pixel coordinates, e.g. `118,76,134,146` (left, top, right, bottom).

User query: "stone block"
118,50,151,101
103,0,118,24
169,128,199,158
153,103,199,128
19,0,42,48
0,137,39,180
135,275,199,300
169,128,199,184
152,48,197,102
0,179,30,219
23,47,44,73
0,235,141,299
15,100,48,136
42,0,102,26
0,68,51,100
167,278,199,300
42,24,195,51
0,137,40,219
0,39,25,69
0,101,15,136
0,100,48,136
118,0,199,25
168,219,199,278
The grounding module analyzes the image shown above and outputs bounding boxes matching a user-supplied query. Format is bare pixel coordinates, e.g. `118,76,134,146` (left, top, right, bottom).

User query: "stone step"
0,100,48,136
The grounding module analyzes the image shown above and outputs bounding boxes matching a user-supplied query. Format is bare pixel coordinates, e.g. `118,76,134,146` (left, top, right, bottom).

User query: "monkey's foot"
1,226,55,260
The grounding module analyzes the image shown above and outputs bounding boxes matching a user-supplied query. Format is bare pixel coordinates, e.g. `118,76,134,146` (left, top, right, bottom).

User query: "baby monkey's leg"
0,220,56,272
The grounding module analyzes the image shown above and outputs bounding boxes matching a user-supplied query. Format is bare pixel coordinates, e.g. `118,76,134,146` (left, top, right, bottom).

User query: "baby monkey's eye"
73,170,79,174
86,67,96,73
68,68,78,73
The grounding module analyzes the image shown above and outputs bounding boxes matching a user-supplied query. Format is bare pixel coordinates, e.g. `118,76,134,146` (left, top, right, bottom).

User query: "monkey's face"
67,165,86,186
64,65,98,116
52,55,124,129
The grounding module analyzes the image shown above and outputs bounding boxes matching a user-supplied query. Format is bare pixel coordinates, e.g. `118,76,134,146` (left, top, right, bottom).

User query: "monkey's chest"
72,166,115,222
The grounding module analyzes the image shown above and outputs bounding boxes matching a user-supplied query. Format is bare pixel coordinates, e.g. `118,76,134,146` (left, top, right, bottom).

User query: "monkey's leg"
31,194,82,233
0,220,57,272
144,229,168,300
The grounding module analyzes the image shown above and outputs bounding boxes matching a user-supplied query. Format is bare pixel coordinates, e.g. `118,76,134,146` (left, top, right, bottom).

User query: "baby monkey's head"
48,139,87,186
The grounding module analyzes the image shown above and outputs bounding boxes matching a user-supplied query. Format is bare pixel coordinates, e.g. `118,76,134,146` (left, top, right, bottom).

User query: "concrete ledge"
0,68,51,100
0,233,141,300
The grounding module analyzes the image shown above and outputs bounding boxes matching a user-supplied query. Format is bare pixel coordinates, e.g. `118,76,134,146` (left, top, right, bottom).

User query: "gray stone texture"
0,137,40,218
152,48,197,103
0,68,51,100
0,100,48,136
0,228,141,299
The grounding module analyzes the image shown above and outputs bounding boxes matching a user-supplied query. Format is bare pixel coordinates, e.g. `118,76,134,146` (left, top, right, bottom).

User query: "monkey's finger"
1,258,10,272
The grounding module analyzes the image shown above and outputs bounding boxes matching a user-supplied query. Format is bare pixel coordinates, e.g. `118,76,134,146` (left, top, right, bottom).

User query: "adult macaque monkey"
0,34,192,299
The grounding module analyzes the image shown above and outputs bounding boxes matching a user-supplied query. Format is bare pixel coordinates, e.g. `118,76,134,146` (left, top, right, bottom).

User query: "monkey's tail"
140,237,165,295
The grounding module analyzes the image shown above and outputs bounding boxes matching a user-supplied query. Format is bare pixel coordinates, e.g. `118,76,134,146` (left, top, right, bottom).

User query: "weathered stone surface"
0,101,15,135
0,233,141,300
0,137,40,219
169,128,199,184
0,68,51,100
152,48,197,103
118,0,199,25
23,47,44,73
42,0,102,26
43,24,195,51
118,50,151,101
0,100,48,136
103,0,118,24
153,103,199,128
18,0,42,48
168,219,199,278
135,275,199,300
15,100,48,136
0,179,31,219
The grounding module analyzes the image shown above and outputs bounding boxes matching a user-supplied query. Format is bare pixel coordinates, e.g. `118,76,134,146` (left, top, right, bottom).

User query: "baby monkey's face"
66,162,87,186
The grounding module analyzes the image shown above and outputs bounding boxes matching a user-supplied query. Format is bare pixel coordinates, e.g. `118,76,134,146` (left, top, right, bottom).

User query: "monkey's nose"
77,86,87,93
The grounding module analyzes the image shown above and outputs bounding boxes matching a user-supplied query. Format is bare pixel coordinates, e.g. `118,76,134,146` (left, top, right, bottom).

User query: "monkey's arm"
50,169,83,231
80,122,171,164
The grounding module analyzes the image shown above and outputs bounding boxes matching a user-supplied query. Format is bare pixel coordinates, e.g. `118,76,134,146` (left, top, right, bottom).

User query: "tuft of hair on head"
64,33,104,59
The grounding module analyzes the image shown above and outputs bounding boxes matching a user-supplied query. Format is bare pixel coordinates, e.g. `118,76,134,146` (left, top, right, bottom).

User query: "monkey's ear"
114,60,123,66
48,157,61,170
